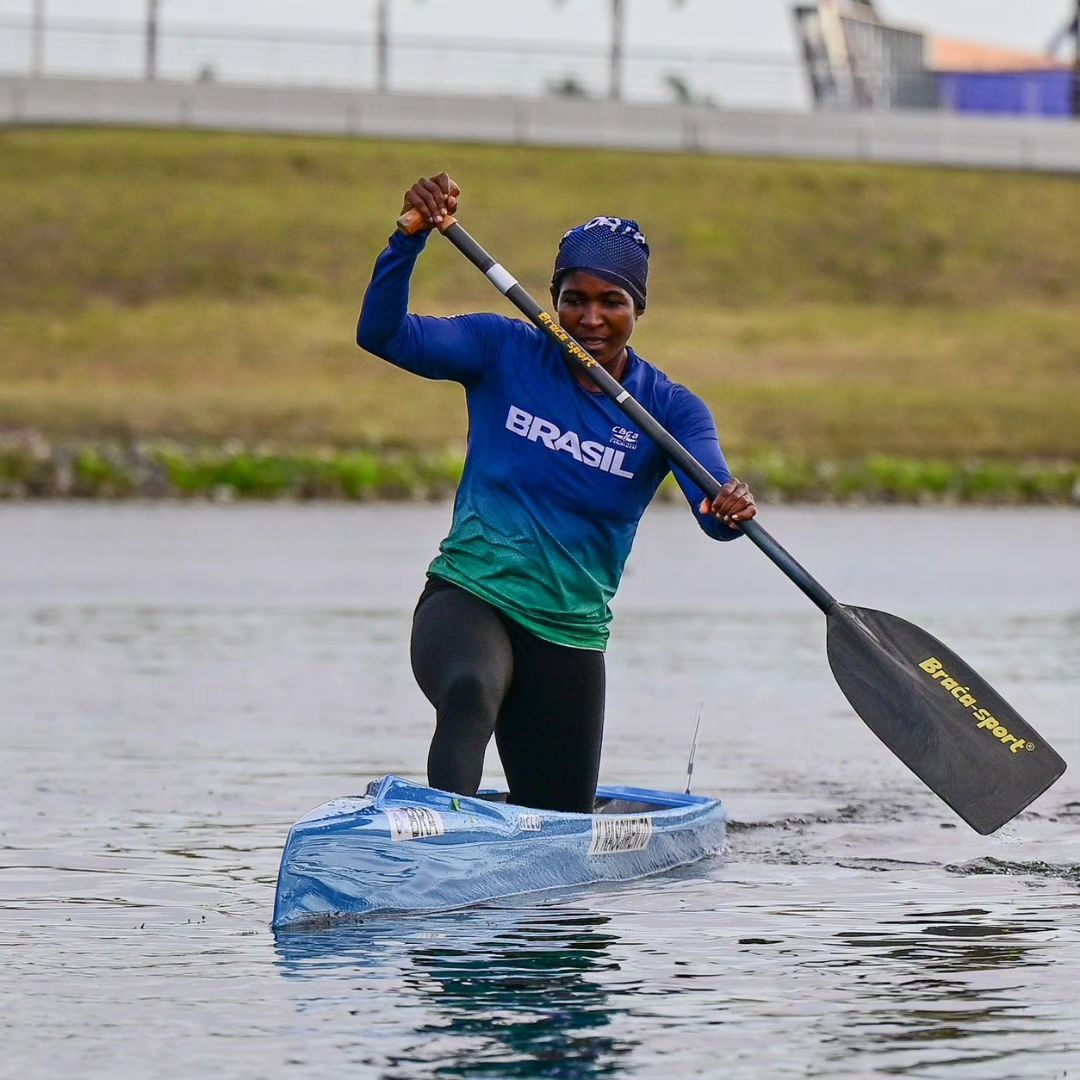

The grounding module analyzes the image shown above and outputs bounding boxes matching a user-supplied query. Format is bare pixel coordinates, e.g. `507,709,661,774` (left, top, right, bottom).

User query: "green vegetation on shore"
2,436,1075,505
2,127,1078,501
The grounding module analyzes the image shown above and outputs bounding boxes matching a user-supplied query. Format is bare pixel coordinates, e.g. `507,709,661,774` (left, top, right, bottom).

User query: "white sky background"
2,1,1070,53
1,2,1074,106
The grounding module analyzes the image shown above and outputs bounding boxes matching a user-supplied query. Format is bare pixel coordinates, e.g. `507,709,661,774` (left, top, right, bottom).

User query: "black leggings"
410,576,605,812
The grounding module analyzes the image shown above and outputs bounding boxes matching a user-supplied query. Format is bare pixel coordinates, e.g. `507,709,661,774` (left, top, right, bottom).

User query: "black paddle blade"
825,604,1066,834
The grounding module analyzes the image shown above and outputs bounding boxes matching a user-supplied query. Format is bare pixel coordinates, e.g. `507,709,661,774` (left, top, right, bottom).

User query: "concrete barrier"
3,74,1079,173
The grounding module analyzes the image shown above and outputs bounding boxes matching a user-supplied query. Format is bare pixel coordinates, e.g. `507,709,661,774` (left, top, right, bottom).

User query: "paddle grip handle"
397,208,459,235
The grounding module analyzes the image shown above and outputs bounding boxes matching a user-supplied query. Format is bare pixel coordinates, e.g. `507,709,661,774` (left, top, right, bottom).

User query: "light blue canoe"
272,774,727,928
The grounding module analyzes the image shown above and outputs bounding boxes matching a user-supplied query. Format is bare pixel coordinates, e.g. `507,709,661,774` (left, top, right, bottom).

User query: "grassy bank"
2,127,1078,500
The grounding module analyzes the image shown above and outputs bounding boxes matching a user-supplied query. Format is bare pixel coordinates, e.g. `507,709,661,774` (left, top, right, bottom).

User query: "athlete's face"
553,271,641,374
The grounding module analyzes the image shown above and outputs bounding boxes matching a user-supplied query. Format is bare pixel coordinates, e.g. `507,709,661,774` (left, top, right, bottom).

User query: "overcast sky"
2,1,1073,56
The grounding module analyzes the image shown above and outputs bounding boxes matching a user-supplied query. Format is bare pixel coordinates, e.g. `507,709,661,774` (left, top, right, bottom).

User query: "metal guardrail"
3,75,1079,175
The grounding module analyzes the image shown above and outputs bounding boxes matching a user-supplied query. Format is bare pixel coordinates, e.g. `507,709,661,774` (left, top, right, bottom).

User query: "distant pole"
376,0,389,93
609,0,624,100
1074,0,1080,117
31,0,45,76
145,0,159,81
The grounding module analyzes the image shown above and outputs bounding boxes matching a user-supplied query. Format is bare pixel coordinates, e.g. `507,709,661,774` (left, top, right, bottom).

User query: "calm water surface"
2,504,1078,1079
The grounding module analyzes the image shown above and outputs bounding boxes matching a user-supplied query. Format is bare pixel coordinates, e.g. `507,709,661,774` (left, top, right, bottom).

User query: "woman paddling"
357,172,757,813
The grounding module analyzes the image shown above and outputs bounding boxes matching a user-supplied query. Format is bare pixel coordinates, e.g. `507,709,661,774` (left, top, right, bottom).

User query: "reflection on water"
828,907,1063,1075
276,906,629,1078
837,909,1052,972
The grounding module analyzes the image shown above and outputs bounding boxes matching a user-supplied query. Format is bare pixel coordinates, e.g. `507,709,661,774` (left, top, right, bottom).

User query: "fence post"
375,0,389,93
609,0,624,101
145,0,159,81
31,0,45,76
1074,0,1080,118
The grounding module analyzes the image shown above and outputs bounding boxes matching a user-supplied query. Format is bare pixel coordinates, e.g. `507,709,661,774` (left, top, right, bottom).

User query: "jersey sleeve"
664,386,742,542
356,230,493,384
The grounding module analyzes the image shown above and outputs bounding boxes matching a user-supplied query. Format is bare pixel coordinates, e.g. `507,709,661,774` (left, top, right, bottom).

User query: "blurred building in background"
793,0,1079,117
792,0,935,110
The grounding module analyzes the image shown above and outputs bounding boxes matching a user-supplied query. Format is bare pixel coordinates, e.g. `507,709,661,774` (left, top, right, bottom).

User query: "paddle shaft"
397,209,837,614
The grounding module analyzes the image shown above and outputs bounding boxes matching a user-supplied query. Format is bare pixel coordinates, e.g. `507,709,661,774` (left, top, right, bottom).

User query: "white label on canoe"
590,815,654,855
386,807,446,841
518,814,543,832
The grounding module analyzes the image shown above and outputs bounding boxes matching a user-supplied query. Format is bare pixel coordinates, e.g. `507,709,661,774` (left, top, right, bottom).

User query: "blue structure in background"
938,70,1076,118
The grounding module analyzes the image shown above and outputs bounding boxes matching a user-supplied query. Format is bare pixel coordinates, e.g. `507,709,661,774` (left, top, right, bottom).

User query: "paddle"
396,208,1067,834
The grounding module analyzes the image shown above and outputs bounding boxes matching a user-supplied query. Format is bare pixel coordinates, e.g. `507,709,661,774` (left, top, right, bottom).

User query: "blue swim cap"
552,216,650,310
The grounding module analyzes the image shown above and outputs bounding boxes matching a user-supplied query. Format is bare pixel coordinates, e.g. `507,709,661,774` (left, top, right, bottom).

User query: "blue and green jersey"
357,230,740,651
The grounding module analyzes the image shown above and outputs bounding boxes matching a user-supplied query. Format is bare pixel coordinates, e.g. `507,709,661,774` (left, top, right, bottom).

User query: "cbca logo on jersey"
610,426,640,450
505,405,635,479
